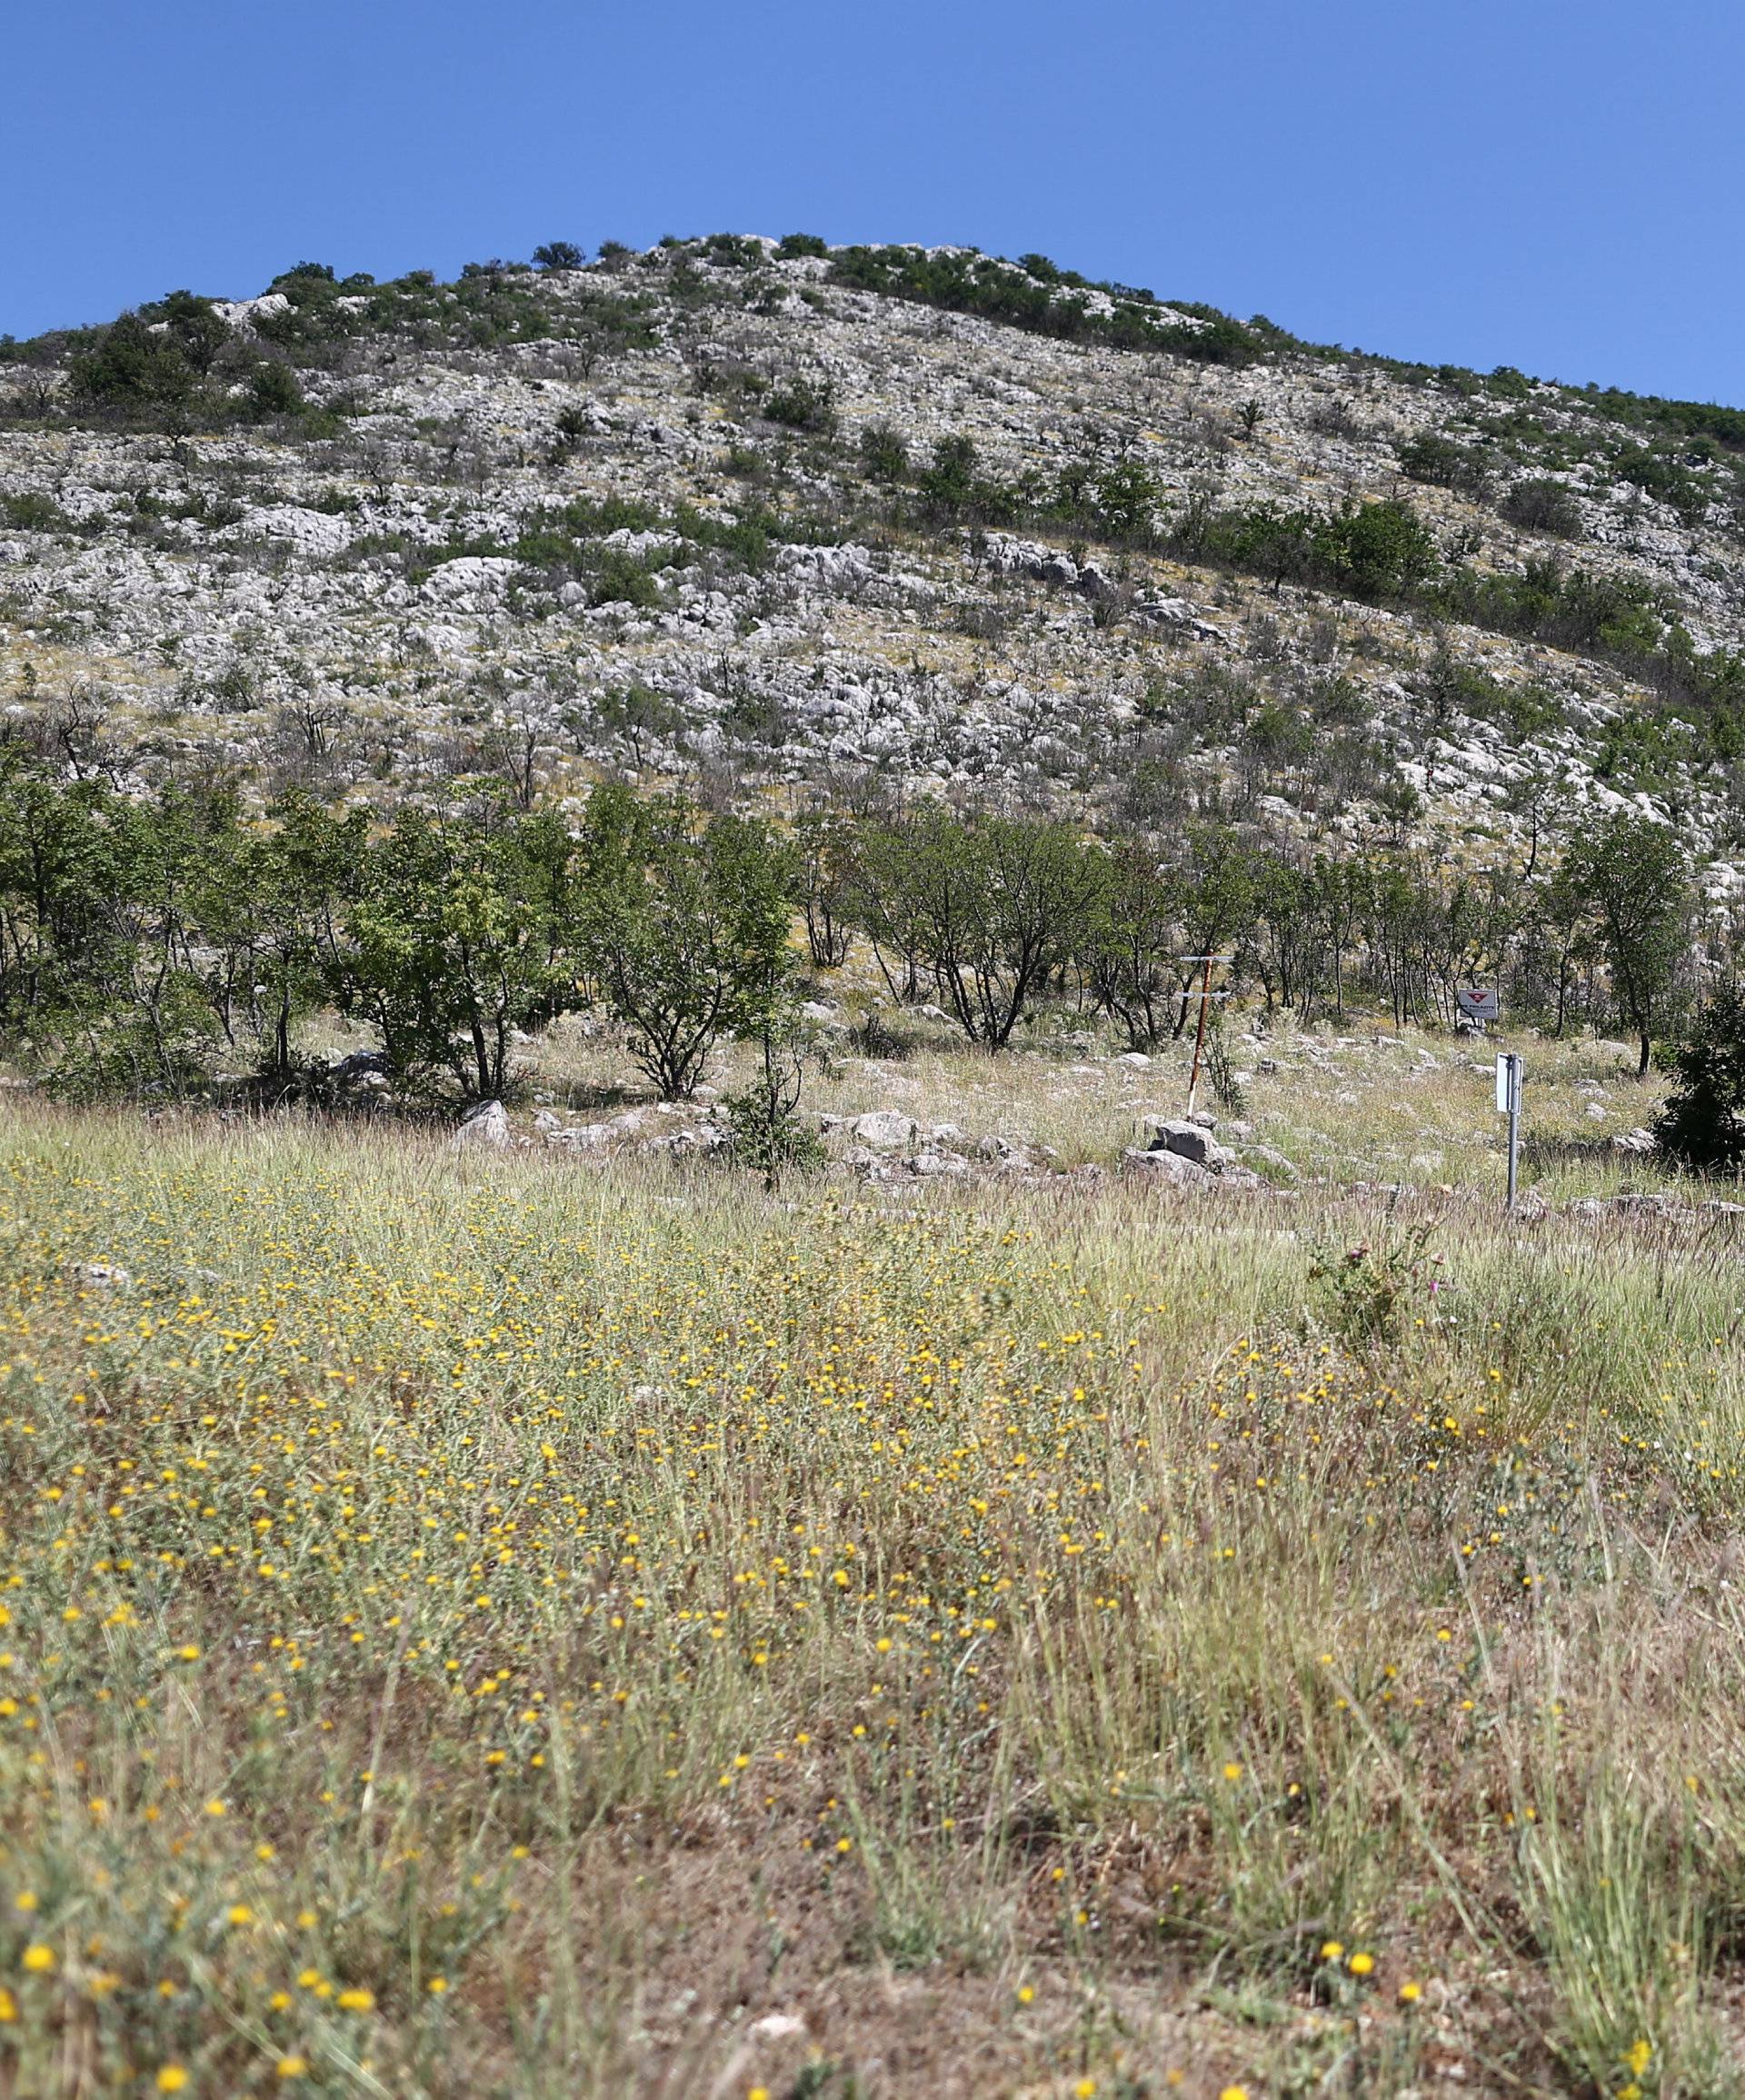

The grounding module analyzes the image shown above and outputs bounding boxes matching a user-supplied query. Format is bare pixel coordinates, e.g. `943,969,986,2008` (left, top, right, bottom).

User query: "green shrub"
0,491,72,532
589,546,663,609
776,233,828,258
1178,496,1436,602
248,360,304,418
1502,477,1582,537
69,316,194,413
722,1014,828,1186
1654,985,1745,1172
828,244,1260,365
1611,444,1711,525
763,374,837,434
915,433,1018,524
858,422,910,482
1398,433,1490,495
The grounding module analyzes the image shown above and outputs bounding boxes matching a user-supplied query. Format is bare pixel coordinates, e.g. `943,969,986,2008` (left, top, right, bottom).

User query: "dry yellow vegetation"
4,1098,1745,2096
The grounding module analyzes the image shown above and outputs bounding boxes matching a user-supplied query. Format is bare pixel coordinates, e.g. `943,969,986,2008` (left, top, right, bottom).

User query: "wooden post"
1182,956,1234,1114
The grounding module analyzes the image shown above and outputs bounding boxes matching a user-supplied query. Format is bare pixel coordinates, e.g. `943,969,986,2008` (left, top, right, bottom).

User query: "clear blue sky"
8,0,1742,405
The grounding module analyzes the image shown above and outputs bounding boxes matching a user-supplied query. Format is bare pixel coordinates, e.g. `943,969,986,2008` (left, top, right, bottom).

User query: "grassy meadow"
4,1069,1745,2096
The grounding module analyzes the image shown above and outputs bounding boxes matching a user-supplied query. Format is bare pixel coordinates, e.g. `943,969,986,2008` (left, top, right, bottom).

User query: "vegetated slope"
1,234,1743,871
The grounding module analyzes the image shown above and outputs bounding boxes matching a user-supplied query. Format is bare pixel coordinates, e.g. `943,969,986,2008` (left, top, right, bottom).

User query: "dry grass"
4,1097,1745,2097
522,994,1689,1199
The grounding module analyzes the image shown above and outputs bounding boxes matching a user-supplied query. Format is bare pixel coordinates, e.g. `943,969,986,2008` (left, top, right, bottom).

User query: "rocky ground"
292,986,1717,1230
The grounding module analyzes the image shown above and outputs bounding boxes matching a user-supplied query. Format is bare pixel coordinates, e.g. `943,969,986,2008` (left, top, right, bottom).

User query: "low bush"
1501,476,1583,537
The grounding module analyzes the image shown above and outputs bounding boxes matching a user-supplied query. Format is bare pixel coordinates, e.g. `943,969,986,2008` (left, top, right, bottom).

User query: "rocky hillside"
3,234,1743,869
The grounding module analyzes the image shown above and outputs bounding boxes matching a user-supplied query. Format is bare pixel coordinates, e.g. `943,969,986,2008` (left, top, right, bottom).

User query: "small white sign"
1458,987,1501,1020
1494,1052,1522,1114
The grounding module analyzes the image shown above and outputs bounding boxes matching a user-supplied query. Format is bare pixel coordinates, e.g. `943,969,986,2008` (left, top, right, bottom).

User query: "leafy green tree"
1315,499,1438,601
156,290,230,377
53,786,227,1100
849,810,1101,1048
794,809,855,968
533,241,584,272
0,753,133,1039
1087,458,1161,540
1083,837,1176,1050
335,808,573,1100
70,316,194,413
1655,985,1745,1172
1566,813,1692,1076
198,797,364,1078
571,786,793,1098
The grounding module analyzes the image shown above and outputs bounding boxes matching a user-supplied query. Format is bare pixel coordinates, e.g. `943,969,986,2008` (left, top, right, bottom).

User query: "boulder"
1122,1145,1211,1187
329,1049,391,1084
905,1149,970,1178
1148,1119,1232,1169
852,1110,919,1149
454,1100,511,1150
546,1122,612,1149
420,556,517,609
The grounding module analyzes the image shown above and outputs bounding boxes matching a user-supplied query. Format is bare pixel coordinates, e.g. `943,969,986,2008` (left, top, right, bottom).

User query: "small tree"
533,241,584,272
572,786,793,1098
794,809,854,968
1567,813,1692,1077
723,1010,828,1188
1083,837,1175,1050
70,315,194,414
1654,985,1745,1172
335,807,572,1100
849,810,1101,1049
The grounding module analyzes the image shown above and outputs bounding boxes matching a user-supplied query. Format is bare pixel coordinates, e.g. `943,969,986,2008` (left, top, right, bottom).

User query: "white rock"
454,1100,511,1149
421,556,518,607
747,2014,808,2042
1122,1145,1211,1187
77,1261,133,1289
852,1110,919,1149
1148,1119,1231,1168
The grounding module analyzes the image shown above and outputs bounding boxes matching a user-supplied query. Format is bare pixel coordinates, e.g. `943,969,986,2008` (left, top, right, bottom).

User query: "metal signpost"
1495,1050,1523,1210
1182,956,1235,1116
